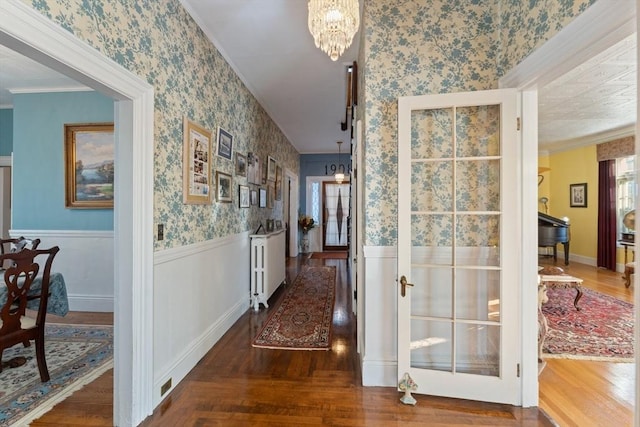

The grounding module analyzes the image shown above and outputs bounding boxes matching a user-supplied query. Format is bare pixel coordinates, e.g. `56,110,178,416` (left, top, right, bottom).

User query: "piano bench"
624,263,634,288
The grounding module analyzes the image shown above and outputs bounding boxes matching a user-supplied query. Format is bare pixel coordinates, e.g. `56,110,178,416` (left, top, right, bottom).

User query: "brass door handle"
399,275,414,297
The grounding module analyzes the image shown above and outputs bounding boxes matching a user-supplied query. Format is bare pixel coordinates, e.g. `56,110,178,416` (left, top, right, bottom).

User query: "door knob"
399,275,414,297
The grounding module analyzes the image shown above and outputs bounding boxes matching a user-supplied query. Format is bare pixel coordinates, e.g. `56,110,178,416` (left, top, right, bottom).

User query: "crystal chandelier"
308,0,360,61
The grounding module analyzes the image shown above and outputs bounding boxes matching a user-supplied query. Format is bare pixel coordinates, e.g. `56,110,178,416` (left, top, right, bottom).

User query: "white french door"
397,89,521,404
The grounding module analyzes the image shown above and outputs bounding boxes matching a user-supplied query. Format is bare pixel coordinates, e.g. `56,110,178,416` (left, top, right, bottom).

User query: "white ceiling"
0,4,636,154
0,45,88,105
538,33,636,151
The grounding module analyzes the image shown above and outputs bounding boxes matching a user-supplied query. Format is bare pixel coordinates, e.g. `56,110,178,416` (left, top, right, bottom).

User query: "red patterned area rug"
542,287,634,361
252,266,336,350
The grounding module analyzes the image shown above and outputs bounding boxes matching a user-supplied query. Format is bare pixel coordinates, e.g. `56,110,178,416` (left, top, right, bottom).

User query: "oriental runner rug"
542,287,633,361
253,266,336,350
0,323,113,426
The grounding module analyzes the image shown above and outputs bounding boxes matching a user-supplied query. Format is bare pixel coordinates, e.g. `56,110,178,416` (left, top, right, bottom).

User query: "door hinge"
516,117,521,131
517,363,520,377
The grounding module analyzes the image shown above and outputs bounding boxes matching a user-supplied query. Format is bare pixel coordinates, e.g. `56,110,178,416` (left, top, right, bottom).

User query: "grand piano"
538,212,570,265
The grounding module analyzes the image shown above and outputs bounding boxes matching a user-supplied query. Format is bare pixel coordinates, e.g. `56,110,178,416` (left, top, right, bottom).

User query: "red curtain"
597,159,617,270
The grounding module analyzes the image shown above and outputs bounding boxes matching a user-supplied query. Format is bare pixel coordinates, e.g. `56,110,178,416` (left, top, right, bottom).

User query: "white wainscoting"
152,231,250,406
361,245,398,387
10,229,114,312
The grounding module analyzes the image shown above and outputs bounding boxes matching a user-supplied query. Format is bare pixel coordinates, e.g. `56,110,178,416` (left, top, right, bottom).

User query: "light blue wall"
12,91,114,230
299,153,349,215
0,109,13,156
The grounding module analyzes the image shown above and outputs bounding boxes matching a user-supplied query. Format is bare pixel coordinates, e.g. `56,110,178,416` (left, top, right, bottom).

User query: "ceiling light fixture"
308,0,360,61
335,141,345,183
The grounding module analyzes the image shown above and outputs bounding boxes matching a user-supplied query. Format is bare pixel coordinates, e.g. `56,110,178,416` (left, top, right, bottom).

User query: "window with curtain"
616,155,636,237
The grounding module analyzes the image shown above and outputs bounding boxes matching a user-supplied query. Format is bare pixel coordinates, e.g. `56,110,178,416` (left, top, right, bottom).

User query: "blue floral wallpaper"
361,0,595,246
23,0,299,250
499,0,596,74
22,0,598,250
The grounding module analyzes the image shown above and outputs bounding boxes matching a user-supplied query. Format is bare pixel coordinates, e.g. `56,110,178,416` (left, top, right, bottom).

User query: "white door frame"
0,1,155,425
499,0,637,408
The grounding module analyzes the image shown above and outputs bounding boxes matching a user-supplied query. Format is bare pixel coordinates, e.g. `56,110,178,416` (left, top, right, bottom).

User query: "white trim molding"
0,1,155,424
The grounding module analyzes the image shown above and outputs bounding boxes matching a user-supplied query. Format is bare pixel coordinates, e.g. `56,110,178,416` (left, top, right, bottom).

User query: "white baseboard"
361,357,397,387
68,294,114,312
153,299,247,404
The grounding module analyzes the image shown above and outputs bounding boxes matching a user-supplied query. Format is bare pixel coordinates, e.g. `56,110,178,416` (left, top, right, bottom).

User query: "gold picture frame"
64,123,115,209
183,117,212,204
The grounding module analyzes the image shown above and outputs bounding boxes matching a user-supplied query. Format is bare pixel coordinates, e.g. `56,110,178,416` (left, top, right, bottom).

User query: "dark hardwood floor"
30,254,633,426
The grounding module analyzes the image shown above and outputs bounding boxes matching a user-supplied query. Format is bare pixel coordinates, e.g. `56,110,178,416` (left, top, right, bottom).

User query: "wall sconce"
539,197,549,214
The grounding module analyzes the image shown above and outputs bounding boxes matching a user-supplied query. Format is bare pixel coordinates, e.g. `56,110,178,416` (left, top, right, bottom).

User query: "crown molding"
541,125,635,154
8,86,92,94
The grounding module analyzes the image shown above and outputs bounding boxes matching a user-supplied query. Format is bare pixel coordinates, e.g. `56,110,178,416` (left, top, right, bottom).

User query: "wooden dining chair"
0,245,60,382
0,237,41,269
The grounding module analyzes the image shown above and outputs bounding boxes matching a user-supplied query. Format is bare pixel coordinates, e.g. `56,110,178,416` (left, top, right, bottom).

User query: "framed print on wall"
216,171,232,203
569,183,587,207
216,127,233,160
239,185,250,208
64,122,115,209
182,117,212,204
267,156,277,181
247,152,261,185
275,165,282,200
250,189,258,206
235,152,247,177
259,188,267,208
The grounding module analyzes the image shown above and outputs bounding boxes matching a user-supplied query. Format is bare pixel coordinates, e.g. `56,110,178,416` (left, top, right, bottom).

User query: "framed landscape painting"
64,122,115,209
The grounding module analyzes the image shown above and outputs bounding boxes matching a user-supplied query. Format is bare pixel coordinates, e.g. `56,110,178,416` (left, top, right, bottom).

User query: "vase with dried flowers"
298,215,316,234
298,215,316,253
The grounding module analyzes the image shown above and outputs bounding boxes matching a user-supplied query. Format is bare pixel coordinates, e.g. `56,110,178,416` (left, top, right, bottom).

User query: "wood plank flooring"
28,255,633,426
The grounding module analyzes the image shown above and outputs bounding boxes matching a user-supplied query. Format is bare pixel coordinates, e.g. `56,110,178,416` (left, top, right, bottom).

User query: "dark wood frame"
569,183,587,208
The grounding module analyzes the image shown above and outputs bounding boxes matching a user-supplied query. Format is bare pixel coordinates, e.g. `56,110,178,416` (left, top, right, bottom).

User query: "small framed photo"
239,185,250,208
250,189,258,206
235,152,247,177
267,156,277,181
216,171,232,203
267,182,274,208
259,188,267,208
216,127,233,160
247,152,261,185
275,165,282,201
275,220,282,230
569,183,587,208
